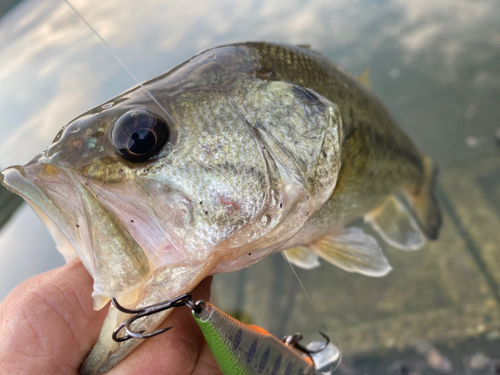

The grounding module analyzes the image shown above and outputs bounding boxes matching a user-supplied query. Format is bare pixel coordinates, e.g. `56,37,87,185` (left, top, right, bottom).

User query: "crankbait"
112,294,339,374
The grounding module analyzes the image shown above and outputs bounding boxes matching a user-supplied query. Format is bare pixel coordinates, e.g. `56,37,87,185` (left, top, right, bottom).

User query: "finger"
0,258,107,374
108,277,221,375
192,338,224,375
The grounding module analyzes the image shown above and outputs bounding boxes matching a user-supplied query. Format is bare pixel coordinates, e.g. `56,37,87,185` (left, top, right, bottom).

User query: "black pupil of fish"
128,128,156,155
113,110,169,162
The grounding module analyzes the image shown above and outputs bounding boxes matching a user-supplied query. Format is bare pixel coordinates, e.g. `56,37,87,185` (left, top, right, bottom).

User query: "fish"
0,42,441,374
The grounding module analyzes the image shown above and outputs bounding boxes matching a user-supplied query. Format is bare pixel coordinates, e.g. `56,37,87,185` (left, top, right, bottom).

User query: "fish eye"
112,110,170,162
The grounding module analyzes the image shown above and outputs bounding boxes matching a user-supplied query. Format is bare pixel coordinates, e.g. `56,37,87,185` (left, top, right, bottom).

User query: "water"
0,0,499,373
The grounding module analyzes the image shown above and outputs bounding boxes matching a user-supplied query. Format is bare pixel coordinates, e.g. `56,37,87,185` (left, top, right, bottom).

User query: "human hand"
0,258,223,375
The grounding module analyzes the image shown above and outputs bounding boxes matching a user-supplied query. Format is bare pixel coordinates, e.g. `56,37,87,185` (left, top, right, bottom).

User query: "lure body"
192,301,315,375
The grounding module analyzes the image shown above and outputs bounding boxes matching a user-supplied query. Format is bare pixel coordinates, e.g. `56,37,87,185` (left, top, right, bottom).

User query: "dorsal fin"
357,67,371,90
296,44,323,55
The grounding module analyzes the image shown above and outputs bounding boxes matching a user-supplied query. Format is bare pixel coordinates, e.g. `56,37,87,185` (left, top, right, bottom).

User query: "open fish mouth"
0,157,150,301
1,157,214,374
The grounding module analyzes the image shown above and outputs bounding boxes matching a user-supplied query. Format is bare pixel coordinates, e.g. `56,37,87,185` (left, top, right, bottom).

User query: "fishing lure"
112,294,339,375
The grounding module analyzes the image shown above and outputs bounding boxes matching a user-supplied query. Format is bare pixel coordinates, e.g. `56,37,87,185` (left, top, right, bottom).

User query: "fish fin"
365,195,426,251
405,155,442,240
80,265,209,375
283,246,321,270
308,227,392,277
296,44,323,55
92,293,110,311
357,67,371,90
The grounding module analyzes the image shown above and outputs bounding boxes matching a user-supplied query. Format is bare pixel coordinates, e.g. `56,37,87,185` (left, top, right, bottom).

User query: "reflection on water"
1,0,500,372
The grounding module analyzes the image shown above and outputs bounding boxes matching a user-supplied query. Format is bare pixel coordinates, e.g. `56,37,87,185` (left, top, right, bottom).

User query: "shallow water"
1,0,500,373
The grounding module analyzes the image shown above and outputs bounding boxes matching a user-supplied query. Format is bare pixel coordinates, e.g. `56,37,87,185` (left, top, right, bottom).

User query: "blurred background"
1,0,499,373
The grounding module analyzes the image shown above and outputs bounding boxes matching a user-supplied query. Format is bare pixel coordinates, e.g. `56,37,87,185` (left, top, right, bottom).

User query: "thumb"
0,258,107,374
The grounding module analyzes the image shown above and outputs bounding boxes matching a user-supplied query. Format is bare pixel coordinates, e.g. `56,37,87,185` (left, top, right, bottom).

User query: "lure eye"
112,110,169,162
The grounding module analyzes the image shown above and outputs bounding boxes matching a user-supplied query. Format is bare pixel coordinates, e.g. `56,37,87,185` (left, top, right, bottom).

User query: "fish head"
0,90,268,299
0,44,343,373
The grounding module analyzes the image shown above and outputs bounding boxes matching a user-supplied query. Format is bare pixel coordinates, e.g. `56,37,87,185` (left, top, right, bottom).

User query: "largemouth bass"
0,42,441,374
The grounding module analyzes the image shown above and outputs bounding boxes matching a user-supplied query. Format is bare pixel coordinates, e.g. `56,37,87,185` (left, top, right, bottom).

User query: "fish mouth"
2,158,212,374
0,157,150,300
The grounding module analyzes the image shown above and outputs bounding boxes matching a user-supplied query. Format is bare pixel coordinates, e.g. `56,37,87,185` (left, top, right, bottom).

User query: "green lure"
191,299,339,375
112,294,339,375
192,300,314,375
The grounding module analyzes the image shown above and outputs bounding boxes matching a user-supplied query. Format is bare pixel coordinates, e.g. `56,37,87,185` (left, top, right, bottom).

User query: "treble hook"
111,293,195,342
283,332,330,357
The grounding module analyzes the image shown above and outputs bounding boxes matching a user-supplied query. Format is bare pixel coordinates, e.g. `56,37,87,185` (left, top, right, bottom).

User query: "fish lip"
1,159,151,299
1,161,94,269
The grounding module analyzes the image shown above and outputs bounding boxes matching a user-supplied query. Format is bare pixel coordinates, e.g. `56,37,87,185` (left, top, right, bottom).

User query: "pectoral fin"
283,246,321,270
308,227,392,277
365,195,426,251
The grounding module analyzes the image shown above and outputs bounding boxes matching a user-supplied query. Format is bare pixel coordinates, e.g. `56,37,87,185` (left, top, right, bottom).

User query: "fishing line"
281,252,343,372
62,1,343,371
64,0,248,201
63,0,176,128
